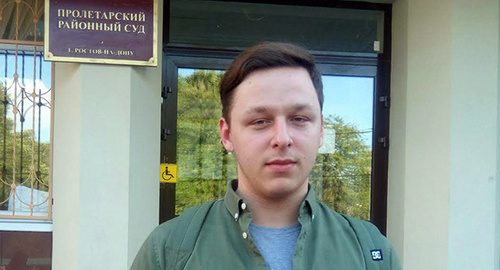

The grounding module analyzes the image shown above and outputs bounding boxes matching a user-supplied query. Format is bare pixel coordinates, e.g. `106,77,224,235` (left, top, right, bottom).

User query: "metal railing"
0,0,52,220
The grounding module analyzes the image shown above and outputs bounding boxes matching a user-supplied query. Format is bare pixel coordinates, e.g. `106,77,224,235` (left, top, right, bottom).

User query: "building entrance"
160,0,391,233
159,54,389,233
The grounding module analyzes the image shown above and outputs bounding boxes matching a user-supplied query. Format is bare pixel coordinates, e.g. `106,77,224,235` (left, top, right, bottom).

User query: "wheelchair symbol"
162,166,175,181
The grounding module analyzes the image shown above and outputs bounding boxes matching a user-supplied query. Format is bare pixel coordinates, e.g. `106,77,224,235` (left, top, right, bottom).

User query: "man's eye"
292,117,308,122
253,119,268,125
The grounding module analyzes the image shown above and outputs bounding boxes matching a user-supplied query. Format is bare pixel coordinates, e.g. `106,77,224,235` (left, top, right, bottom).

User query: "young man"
131,42,401,270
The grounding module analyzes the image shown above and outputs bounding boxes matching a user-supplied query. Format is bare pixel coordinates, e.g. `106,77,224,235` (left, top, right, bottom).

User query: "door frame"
160,51,390,235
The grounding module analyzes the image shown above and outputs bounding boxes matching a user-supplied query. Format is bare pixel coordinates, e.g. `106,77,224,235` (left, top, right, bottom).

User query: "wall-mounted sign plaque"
160,164,177,183
45,0,157,66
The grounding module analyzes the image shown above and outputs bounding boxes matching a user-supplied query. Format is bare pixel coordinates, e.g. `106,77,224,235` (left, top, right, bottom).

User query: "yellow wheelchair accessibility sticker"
160,163,177,183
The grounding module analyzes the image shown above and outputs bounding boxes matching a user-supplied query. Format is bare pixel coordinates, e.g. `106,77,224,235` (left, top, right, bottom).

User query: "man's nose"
271,119,293,149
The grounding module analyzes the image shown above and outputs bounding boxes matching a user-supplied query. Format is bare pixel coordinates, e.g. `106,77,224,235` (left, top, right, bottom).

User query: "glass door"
174,68,236,215
160,56,234,222
310,75,374,220
160,56,386,230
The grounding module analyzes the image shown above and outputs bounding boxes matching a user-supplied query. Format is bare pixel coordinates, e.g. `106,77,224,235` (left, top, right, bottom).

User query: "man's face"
219,67,323,200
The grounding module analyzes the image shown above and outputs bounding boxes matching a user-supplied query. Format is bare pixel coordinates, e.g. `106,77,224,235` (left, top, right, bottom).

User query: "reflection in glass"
310,76,374,220
176,68,236,215
0,0,45,42
169,0,384,53
0,50,52,217
175,70,374,220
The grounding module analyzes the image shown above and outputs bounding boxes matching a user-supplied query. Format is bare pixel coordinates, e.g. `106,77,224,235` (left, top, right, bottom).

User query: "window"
0,48,53,220
0,0,53,269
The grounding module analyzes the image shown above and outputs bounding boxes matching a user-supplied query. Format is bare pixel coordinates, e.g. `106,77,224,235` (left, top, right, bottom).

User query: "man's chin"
262,180,307,200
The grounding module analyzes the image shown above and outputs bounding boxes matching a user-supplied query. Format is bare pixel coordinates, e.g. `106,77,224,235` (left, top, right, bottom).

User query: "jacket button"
241,202,247,210
234,213,239,219
242,232,248,239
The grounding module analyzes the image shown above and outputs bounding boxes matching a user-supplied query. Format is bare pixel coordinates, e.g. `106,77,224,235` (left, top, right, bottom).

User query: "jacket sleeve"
130,219,180,270
130,201,215,270
130,228,163,270
341,213,403,270
363,220,403,270
388,242,403,270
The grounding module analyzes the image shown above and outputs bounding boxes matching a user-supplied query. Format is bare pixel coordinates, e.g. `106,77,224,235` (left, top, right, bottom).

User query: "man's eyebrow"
244,104,315,114
244,106,272,114
291,103,315,112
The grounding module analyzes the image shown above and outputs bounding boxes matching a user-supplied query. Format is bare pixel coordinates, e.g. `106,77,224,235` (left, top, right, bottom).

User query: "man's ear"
219,117,234,152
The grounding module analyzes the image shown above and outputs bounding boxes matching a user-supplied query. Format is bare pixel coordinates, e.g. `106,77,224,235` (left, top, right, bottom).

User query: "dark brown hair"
220,42,323,122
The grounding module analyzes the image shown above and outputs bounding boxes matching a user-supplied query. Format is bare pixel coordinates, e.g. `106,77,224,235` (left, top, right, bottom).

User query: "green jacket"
131,180,402,269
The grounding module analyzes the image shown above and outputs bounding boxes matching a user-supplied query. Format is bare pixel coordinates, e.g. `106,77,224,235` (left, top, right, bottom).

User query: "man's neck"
236,181,308,228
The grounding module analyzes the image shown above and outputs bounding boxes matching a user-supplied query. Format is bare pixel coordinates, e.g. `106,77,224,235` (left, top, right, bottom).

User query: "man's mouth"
265,159,297,171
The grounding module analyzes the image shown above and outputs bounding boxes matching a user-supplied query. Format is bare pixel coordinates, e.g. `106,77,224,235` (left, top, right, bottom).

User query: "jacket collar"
223,179,318,224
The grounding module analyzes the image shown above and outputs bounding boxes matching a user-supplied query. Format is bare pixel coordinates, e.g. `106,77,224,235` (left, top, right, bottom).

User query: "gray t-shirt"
249,222,302,270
